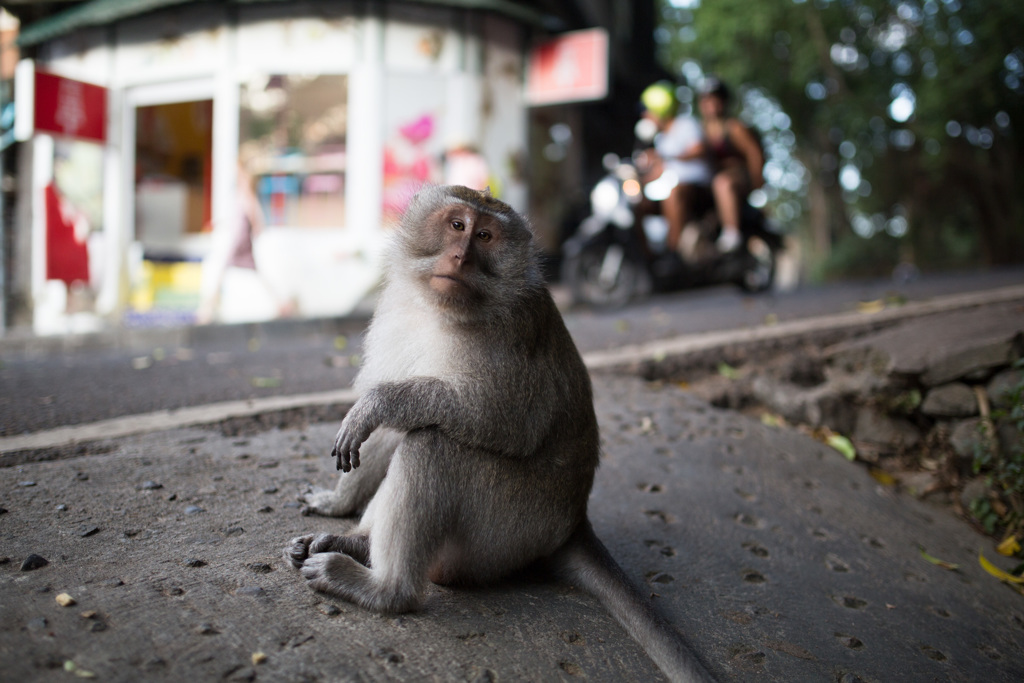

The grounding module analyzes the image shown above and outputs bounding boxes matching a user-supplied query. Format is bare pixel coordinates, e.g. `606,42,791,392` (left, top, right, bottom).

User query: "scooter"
561,151,783,308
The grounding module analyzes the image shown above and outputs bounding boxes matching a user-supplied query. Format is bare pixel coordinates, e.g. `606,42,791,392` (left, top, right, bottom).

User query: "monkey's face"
399,186,536,316
422,204,506,304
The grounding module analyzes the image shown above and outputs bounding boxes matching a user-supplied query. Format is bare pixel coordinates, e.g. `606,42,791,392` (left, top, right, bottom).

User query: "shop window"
134,100,213,246
240,74,348,229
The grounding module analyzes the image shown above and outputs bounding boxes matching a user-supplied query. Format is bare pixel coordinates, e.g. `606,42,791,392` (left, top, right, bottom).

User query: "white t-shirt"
654,115,712,186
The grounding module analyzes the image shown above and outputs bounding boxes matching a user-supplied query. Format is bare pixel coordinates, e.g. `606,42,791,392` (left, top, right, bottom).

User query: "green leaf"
826,434,856,461
717,362,740,380
918,546,959,571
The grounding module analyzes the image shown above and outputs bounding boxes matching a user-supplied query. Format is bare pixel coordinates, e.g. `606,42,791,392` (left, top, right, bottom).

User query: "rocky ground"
679,300,1024,534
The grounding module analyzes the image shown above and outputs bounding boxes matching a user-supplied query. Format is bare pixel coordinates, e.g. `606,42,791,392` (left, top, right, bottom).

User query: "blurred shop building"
1,1,659,334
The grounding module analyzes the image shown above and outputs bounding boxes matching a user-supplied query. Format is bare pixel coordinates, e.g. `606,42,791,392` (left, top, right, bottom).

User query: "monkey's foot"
284,534,316,568
301,552,363,600
285,533,371,569
299,488,354,517
302,552,419,613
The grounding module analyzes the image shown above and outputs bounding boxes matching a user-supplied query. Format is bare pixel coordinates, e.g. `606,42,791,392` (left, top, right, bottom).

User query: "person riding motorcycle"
558,82,780,307
636,82,713,255
697,77,766,253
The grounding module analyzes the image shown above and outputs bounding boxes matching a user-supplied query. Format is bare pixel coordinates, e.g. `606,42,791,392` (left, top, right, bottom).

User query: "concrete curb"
582,283,1024,371
0,389,358,455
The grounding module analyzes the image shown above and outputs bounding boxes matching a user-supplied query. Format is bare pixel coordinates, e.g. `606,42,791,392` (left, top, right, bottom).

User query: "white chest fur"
354,283,456,392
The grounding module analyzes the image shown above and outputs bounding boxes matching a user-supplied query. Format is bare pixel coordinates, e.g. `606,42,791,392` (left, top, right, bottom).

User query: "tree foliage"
658,0,1024,276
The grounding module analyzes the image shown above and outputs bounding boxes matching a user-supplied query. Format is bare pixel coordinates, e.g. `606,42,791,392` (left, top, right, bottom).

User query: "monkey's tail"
550,520,716,683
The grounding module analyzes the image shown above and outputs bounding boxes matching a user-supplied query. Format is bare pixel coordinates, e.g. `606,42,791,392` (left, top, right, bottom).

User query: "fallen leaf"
827,434,856,461
760,413,785,428
856,299,885,314
992,497,1009,517
55,593,76,607
869,468,896,486
919,546,959,571
333,335,348,351
979,552,1024,584
718,362,740,380
767,640,816,660
251,377,282,388
63,661,96,679
997,535,1021,557
252,651,268,665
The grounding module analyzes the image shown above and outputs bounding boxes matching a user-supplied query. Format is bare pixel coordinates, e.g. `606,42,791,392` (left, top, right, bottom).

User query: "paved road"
1,266,1022,436
2,270,1024,681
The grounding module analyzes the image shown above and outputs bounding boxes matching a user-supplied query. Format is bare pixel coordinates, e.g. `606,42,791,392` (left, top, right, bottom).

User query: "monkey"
284,185,714,683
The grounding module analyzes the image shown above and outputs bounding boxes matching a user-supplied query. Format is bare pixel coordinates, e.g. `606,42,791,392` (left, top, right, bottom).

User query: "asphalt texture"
2,273,1024,681
3,374,1024,681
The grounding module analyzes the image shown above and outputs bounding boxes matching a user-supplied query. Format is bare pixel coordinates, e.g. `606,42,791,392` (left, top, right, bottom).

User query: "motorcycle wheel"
565,242,648,308
737,235,776,293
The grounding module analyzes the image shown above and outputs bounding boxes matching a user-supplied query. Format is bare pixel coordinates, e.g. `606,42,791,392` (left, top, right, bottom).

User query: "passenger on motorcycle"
637,82,713,255
697,77,765,253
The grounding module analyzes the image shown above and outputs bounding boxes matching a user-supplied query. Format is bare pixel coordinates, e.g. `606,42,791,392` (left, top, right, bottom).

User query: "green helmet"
641,82,679,119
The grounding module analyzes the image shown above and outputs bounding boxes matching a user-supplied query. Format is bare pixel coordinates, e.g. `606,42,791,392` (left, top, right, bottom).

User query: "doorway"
129,98,213,320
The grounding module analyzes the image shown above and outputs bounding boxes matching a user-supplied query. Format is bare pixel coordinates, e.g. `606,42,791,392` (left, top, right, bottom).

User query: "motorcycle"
561,149,783,309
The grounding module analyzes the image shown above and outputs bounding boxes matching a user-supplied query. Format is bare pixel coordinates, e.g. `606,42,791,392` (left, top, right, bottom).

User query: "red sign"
34,70,107,143
526,28,609,106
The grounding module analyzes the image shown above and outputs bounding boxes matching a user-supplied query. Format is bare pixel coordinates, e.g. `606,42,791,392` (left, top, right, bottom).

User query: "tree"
658,0,1024,277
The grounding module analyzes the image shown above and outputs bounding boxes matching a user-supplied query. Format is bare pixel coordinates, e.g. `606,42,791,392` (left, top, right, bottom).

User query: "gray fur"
286,186,713,682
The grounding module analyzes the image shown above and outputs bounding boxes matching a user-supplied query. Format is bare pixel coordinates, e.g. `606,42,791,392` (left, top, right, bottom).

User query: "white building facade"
16,1,535,332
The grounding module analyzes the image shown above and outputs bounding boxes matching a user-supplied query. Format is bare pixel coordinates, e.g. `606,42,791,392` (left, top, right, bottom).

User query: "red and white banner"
526,28,609,106
15,62,107,143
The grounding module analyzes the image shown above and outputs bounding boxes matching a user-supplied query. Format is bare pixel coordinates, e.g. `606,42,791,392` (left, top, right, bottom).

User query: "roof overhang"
17,0,554,47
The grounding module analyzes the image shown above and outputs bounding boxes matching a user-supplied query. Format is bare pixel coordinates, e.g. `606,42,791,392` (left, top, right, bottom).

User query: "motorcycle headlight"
635,117,658,144
590,177,621,215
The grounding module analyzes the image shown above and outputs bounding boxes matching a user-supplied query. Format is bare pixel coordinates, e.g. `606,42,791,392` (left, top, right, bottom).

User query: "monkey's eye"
451,220,465,231
476,231,492,242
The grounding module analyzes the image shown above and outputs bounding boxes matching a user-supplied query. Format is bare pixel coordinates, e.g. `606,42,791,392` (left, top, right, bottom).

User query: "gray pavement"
3,290,1024,681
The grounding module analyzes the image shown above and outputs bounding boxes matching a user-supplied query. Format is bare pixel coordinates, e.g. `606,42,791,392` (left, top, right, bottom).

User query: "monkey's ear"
482,186,493,197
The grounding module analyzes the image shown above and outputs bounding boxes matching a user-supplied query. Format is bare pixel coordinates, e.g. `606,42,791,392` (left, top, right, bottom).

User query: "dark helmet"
699,76,731,104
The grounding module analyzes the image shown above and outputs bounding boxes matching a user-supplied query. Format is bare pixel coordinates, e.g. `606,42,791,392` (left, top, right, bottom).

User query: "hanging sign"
15,61,107,143
526,28,609,106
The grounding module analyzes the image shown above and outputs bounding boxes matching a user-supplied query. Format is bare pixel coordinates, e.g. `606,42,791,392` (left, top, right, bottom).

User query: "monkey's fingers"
333,435,358,473
284,534,315,568
335,429,366,472
331,444,351,472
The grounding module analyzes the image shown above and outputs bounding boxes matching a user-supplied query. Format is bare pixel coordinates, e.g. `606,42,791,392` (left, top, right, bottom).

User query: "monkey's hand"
332,395,379,472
